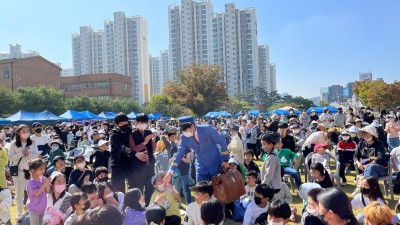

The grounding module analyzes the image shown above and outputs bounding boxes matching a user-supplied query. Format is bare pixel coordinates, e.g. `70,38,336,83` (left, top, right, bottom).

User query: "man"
334,107,346,128
128,113,156,204
70,120,80,135
164,116,230,185
110,113,133,193
246,121,259,159
278,123,296,153
157,114,167,131
30,122,51,158
299,110,311,129
53,120,63,137
287,108,298,120
319,108,333,128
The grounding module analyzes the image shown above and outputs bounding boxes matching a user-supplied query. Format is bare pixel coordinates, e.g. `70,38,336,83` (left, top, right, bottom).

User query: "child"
48,139,65,165
150,172,181,225
259,132,282,193
310,163,333,188
94,166,109,184
311,144,331,178
89,139,111,171
228,126,244,163
146,204,166,225
81,182,101,209
337,130,357,186
274,139,302,188
200,199,224,225
0,186,12,225
122,188,146,225
244,170,258,200
64,193,90,225
184,181,214,225
243,184,274,225
98,181,125,211
300,187,324,225
228,157,247,182
255,199,292,225
68,155,94,195
243,150,260,176
26,158,51,225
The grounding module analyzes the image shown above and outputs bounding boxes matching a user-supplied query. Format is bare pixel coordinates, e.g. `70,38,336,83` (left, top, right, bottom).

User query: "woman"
310,163,333,188
385,114,400,150
363,202,393,225
301,188,324,225
77,132,91,148
337,130,357,186
44,172,72,224
354,125,388,179
46,156,73,184
317,188,358,225
8,124,40,218
0,138,8,189
98,182,125,211
228,126,244,163
302,124,329,158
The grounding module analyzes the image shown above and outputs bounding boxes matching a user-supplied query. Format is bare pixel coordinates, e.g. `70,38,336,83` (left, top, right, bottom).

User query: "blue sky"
1,0,399,98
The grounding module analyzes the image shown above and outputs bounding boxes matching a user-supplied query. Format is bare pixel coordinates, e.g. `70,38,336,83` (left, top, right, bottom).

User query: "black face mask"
120,124,129,132
98,177,108,183
317,213,329,225
361,187,370,195
254,196,262,205
34,128,42,133
83,200,91,211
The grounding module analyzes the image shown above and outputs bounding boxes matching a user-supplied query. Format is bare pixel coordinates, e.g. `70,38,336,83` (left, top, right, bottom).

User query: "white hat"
98,139,109,147
50,171,63,182
228,157,239,165
348,125,358,133
359,125,378,137
298,183,321,201
151,128,158,133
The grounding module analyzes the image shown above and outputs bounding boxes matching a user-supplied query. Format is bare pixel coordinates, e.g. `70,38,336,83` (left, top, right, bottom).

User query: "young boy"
243,184,274,225
150,172,181,225
274,139,302,188
243,150,260,182
68,155,94,195
260,131,282,193
255,199,292,225
48,139,65,164
244,170,258,200
184,181,214,225
89,139,111,171
94,166,109,184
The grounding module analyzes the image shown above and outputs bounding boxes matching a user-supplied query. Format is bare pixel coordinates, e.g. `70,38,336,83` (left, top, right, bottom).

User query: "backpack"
232,196,252,222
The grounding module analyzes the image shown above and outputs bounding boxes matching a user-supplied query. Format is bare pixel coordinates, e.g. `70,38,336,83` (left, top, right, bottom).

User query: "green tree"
268,102,297,112
144,94,183,117
354,80,400,110
0,86,18,116
236,87,282,111
65,95,93,112
15,86,66,114
109,98,142,114
318,101,329,106
162,64,228,116
223,96,251,114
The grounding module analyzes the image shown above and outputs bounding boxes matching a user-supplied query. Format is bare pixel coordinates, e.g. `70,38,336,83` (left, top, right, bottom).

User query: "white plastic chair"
305,151,340,188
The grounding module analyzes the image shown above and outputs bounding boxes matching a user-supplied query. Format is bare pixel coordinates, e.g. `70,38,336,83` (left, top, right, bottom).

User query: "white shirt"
243,201,269,225
244,185,256,200
46,191,73,220
0,189,12,223
351,193,384,209
8,141,40,171
30,134,50,146
183,202,201,225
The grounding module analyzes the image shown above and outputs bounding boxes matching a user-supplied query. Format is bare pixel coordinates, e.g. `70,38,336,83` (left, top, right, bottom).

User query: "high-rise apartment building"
167,0,276,96
258,45,277,93
150,50,170,94
359,72,372,81
72,12,150,104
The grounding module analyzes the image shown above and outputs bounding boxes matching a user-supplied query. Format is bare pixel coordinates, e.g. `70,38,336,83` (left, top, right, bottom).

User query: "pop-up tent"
204,111,229,119
98,112,118,120
270,108,301,116
307,106,338,114
59,110,91,120
79,111,105,120
149,113,170,120
127,112,137,120
6,110,67,123
0,118,11,125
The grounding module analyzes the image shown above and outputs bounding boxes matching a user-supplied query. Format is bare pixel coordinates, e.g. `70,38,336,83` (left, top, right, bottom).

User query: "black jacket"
281,134,296,152
110,127,132,168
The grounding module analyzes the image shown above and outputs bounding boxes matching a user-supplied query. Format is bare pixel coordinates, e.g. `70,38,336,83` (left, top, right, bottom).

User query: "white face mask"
342,136,350,141
106,192,114,198
182,131,193,138
156,184,165,192
268,219,283,225
307,207,319,217
140,201,146,208
77,162,86,169
292,129,300,134
137,124,147,130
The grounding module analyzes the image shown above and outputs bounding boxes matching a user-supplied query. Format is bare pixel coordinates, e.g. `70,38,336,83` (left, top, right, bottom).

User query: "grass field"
9,158,399,225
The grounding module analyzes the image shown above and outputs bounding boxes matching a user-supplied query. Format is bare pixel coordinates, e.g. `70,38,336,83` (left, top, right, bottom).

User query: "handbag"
10,157,23,177
212,169,246,204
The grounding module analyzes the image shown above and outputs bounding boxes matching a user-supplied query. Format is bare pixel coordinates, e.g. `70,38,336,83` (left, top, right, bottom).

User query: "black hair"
122,188,144,215
26,158,46,180
363,176,385,204
80,132,88,141
114,113,129,124
193,181,214,197
94,166,109,178
146,204,166,225
245,170,258,180
244,149,255,157
200,199,224,225
81,182,97,194
307,188,324,204
136,113,149,123
98,182,118,204
15,124,33,148
268,200,291,219
255,184,274,200
310,162,330,178
72,204,123,225
317,188,357,224
70,193,84,213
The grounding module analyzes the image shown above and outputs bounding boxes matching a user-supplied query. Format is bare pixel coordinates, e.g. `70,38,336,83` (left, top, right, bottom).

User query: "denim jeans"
172,174,192,204
388,137,400,151
283,166,302,187
364,164,388,178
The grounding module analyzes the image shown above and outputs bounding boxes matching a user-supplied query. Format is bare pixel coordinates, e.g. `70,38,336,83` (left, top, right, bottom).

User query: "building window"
60,84,68,91
96,81,109,89
3,67,10,79
123,83,128,90
70,84,80,91
83,82,94,89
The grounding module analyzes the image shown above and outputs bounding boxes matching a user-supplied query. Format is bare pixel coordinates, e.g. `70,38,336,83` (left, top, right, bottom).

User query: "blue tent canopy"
98,112,118,120
270,108,301,116
0,118,11,125
231,109,260,118
127,112,137,120
6,110,67,123
204,111,229,119
307,106,338,114
59,110,91,120
149,113,170,120
79,110,105,120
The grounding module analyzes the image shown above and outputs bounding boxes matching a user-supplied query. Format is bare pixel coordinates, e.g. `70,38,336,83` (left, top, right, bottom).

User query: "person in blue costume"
163,116,230,185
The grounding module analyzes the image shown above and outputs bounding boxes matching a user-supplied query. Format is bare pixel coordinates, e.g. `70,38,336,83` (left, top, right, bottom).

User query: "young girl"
309,163,333,188
146,204,166,225
98,182,125,212
337,130,357,186
122,188,146,225
26,158,51,225
64,193,90,225
311,143,331,178
8,124,40,217
43,172,72,225
81,182,101,209
0,186,12,225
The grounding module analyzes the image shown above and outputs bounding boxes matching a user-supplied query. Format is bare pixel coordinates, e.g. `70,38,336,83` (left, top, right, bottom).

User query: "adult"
53,121,63,138
246,121,259,159
110,113,133,193
278,123,296,153
319,108,333,128
46,156,73,183
310,110,319,122
302,124,329,158
385,114,400,150
0,139,8,189
30,122,51,158
334,108,346,128
363,202,394,225
354,125,388,179
164,116,230,185
8,124,40,218
128,113,156,204
299,110,311,129
317,188,358,225
157,115,167,131
267,114,280,132
287,108,298,120
363,107,375,124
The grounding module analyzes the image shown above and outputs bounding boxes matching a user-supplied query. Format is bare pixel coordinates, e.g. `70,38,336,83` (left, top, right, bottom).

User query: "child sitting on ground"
244,170,258,200
243,184,274,225
254,199,292,225
93,166,109,184
184,181,214,225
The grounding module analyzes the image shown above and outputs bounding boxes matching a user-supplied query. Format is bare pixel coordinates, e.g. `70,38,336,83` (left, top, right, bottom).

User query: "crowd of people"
0,106,399,225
